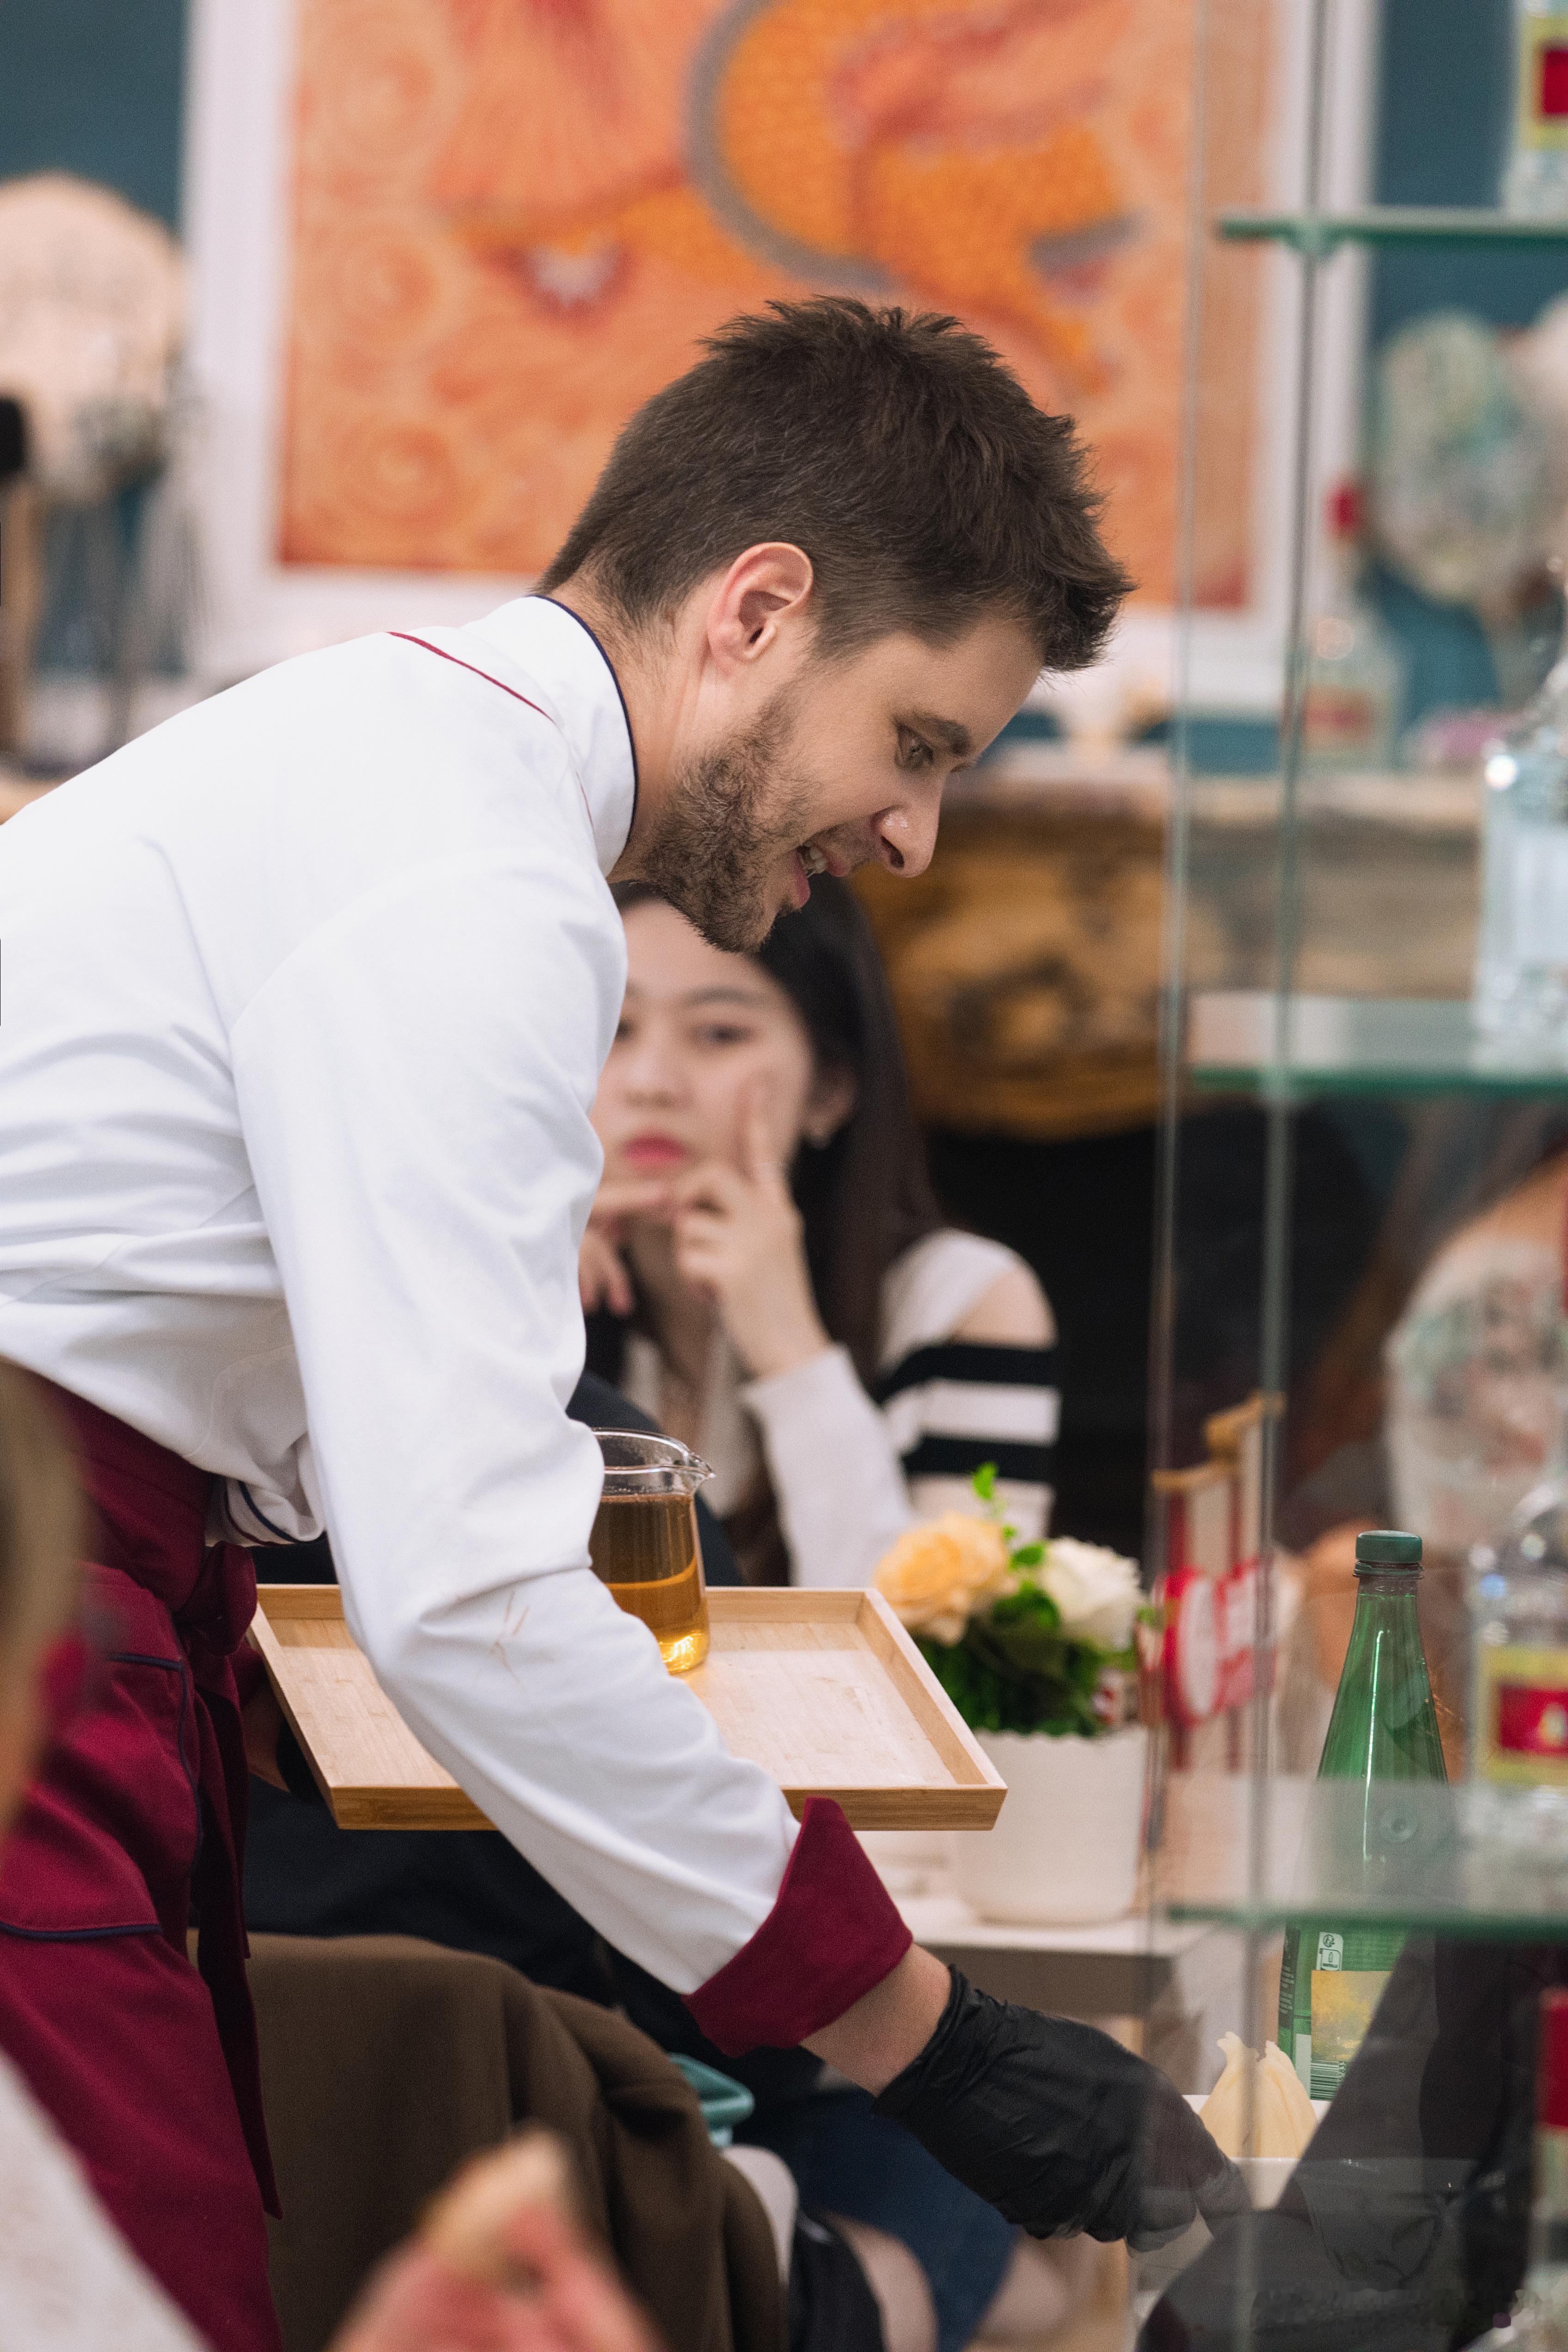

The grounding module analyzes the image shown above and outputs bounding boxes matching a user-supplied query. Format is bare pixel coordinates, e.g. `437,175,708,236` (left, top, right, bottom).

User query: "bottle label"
1295,1923,1405,2099
1519,17,1568,151
1476,1643,1568,1786
1309,1964,1391,2092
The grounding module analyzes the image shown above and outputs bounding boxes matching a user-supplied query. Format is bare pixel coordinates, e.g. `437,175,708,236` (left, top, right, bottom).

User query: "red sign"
1541,45,1568,116
1164,1562,1269,1728
1495,1683,1568,1757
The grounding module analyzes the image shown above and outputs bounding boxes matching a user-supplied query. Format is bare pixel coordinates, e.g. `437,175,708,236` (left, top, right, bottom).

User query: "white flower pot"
946,1724,1149,1925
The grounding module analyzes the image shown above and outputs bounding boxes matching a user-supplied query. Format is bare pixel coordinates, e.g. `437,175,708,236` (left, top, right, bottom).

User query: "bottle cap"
1540,1990,1568,2130
1354,1529,1422,1571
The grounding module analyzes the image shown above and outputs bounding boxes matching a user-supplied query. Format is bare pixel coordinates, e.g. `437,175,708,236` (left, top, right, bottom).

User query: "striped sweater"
621,1230,1060,1588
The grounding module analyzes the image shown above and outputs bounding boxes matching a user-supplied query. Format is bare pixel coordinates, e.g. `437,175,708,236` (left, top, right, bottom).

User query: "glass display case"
1139,3,1568,2343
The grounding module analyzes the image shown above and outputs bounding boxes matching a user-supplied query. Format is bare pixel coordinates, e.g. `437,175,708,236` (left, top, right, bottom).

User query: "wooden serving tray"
251,1584,1005,1833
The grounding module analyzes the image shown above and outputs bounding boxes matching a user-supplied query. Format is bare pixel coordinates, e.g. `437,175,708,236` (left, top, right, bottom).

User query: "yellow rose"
874,1513,1015,1645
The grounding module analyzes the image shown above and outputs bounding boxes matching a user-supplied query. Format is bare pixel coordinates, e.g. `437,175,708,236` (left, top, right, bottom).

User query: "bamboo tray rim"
251,1581,1006,1831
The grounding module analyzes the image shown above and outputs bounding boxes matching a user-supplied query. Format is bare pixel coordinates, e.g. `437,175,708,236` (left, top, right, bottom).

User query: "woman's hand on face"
579,1180,673,1317
672,1086,831,1380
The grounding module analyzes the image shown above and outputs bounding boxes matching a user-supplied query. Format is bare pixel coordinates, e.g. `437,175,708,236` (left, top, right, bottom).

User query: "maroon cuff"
684,1797,913,2056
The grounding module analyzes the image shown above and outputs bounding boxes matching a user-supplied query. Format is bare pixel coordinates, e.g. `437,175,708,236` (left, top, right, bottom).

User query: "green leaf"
918,1578,1125,1739
1010,1541,1045,1568
971,1462,998,1504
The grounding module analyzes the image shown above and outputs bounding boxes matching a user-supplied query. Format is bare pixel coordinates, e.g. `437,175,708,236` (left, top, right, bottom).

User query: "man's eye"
898,730,935,771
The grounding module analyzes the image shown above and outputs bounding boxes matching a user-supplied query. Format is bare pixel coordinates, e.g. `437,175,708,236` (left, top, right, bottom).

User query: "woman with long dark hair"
582,880,1060,1587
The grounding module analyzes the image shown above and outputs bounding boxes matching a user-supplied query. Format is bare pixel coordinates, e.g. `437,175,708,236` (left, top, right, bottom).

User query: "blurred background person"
582,879,1060,1587
1284,1107,1568,1769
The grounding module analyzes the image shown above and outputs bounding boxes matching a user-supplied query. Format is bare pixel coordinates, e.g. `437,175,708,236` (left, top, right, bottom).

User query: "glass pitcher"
588,1431,711,1673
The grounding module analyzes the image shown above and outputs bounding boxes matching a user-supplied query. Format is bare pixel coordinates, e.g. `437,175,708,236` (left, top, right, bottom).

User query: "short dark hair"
540,298,1130,669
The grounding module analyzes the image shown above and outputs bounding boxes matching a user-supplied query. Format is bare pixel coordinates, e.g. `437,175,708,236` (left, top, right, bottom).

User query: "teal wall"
1369,0,1568,721
0,0,187,227
1372,0,1561,339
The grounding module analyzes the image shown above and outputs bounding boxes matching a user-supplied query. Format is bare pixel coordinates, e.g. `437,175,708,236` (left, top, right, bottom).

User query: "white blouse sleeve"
741,1345,918,1587
740,1233,1061,1585
231,848,797,1995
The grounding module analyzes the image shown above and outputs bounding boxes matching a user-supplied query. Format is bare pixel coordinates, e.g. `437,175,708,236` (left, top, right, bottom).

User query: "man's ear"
705,543,815,675
803,1065,856,1147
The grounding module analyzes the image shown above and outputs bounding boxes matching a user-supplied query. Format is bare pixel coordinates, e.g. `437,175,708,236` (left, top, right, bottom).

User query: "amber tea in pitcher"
588,1431,711,1673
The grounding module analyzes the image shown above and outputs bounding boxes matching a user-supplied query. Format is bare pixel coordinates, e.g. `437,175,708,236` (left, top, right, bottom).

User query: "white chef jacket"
0,597,798,1992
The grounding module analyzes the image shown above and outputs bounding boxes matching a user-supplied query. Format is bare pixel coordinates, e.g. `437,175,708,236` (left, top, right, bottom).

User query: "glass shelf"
1158,1774,1568,1939
1187,992,1568,1098
1216,205,1568,255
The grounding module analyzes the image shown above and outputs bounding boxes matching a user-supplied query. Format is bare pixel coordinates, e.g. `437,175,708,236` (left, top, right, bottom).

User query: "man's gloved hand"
873,1968,1248,2248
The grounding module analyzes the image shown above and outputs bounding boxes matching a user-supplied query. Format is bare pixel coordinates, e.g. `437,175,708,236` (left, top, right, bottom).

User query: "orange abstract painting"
279,0,1267,604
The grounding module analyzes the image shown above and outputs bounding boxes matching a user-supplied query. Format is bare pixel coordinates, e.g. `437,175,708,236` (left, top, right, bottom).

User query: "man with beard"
0,297,1238,2352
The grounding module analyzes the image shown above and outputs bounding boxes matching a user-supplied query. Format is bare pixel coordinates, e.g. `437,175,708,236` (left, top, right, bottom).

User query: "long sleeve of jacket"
232,843,800,1993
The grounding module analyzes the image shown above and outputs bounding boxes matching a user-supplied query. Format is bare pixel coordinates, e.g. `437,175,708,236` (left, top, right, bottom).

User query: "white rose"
1040,1536,1141,1651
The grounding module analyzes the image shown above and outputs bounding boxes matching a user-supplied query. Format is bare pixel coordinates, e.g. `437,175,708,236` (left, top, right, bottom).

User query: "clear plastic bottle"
1505,0,1568,218
1301,482,1405,772
1474,660,1568,1050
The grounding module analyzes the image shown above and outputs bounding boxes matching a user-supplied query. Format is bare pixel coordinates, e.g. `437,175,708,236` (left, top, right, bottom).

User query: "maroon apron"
0,1382,282,2352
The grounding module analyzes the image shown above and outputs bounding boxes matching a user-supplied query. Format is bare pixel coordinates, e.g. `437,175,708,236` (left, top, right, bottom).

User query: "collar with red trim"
464,594,637,876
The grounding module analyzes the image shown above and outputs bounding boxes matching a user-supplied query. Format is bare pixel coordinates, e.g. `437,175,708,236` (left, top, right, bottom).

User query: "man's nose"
874,793,941,880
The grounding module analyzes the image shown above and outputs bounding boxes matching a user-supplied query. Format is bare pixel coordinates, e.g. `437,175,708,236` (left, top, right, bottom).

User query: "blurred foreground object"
419,2131,579,2285
336,2127,663,2352
247,1933,778,2352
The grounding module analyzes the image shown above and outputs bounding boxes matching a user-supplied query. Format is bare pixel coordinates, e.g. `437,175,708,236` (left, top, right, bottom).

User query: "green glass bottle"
1277,1529,1446,2099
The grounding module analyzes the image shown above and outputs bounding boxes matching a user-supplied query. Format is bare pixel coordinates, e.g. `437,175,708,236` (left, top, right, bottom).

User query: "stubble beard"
633,686,816,953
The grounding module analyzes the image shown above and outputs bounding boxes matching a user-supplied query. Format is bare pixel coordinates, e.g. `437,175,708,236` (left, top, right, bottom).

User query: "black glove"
874,1967,1248,2248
